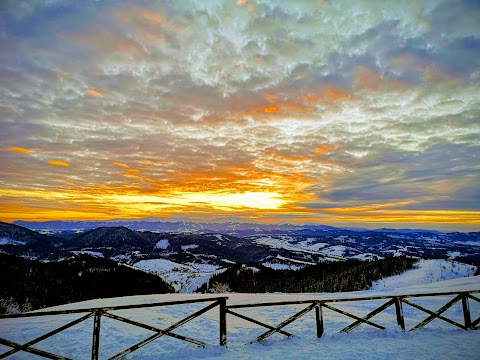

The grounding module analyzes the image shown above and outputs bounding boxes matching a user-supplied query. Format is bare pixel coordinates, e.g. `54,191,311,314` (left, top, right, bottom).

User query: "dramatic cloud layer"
1,0,479,230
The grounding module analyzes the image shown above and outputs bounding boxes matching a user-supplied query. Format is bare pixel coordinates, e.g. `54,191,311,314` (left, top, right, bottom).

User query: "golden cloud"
313,144,335,156
85,89,103,97
264,106,278,113
7,147,32,154
48,160,70,167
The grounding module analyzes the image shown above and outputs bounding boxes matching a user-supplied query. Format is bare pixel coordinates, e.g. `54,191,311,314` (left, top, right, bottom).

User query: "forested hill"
198,257,417,293
0,253,174,314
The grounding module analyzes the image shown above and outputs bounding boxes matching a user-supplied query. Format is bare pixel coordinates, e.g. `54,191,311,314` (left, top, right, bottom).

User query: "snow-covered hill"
2,221,480,271
133,259,227,293
371,259,477,291
1,276,479,360
132,258,477,295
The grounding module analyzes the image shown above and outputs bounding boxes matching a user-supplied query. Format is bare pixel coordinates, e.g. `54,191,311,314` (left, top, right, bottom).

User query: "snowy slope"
1,277,479,360
133,259,226,293
370,259,477,291
0,237,26,245
250,235,340,258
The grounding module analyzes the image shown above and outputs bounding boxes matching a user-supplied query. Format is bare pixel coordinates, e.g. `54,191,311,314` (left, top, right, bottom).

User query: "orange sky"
1,1,479,231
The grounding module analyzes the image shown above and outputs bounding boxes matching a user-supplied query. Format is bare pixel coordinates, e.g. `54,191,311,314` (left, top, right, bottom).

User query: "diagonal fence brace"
0,312,93,360
340,298,395,333
405,295,465,332
226,309,293,337
108,300,220,360
103,312,205,347
322,303,385,331
0,337,72,360
468,294,480,303
471,312,480,328
256,302,318,342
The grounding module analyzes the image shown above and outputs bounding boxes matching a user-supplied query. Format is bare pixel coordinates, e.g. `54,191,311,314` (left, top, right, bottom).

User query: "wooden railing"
226,290,480,343
0,297,227,360
0,290,478,359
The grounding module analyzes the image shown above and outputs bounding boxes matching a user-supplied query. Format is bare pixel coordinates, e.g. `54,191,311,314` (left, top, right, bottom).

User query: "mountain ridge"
14,218,476,235
1,221,479,266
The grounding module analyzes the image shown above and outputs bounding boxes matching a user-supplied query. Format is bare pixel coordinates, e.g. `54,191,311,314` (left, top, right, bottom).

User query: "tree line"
197,256,417,293
0,253,174,314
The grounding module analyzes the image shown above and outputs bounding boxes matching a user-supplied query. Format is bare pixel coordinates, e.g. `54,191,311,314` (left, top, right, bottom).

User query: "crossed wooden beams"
0,291,479,359
0,297,227,360
226,291,480,343
0,312,93,360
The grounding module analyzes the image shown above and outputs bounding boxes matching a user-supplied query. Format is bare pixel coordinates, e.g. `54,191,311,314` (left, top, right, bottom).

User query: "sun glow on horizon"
111,191,286,210
1,1,478,231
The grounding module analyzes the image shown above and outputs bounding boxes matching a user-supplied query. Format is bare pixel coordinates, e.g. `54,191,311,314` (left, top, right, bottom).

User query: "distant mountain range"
12,218,472,236
13,218,340,236
2,220,479,265
1,219,479,297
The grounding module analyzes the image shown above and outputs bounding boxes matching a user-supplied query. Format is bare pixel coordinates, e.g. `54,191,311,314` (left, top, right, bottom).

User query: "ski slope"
1,275,479,360
371,259,477,291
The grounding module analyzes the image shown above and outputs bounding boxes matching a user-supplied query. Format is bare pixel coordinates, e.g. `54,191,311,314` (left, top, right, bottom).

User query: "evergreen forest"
197,257,417,293
0,253,174,314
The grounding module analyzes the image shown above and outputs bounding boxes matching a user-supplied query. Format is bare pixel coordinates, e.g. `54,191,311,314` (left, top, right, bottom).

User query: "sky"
0,0,479,231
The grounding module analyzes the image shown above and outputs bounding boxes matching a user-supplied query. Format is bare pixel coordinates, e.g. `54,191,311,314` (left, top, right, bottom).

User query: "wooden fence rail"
0,290,479,359
0,297,227,360
226,290,480,342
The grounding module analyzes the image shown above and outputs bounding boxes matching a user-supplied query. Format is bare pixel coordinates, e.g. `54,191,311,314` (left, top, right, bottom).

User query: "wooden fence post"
219,298,227,346
315,303,324,338
462,293,472,329
394,297,405,331
91,310,102,360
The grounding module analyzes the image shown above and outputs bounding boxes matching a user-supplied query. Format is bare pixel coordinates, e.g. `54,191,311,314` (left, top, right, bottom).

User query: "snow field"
133,259,226,293
154,239,170,250
262,262,301,270
370,259,477,291
0,237,26,245
72,250,104,258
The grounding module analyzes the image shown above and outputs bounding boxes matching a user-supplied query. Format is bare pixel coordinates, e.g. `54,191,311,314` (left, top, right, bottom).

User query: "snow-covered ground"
353,252,382,260
371,259,477,291
454,241,480,247
250,235,375,261
319,244,360,258
133,259,227,293
72,250,105,258
133,257,475,296
0,237,26,245
262,262,301,270
1,274,479,359
250,235,335,256
262,254,315,270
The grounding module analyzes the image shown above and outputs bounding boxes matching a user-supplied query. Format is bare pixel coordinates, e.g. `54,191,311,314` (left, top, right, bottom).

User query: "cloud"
48,160,70,168
7,147,32,153
0,0,478,228
85,89,103,97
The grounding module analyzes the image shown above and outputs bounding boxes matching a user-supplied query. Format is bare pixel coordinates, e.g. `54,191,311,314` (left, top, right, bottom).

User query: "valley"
1,220,479,298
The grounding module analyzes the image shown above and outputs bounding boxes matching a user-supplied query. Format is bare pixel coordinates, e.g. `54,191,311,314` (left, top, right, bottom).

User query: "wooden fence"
0,297,227,360
0,290,478,359
226,290,480,343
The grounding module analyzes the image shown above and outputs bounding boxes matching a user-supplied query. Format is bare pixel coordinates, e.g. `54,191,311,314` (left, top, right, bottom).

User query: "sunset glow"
7,147,32,154
48,160,70,168
0,1,479,231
